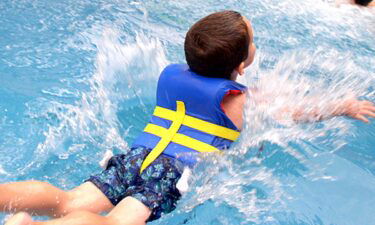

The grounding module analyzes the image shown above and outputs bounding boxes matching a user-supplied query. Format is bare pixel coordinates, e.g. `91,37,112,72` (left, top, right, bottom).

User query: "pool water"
0,0,374,224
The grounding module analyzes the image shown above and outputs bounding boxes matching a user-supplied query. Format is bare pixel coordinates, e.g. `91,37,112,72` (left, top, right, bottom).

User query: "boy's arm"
221,92,246,130
290,99,375,123
222,90,375,130
250,86,375,123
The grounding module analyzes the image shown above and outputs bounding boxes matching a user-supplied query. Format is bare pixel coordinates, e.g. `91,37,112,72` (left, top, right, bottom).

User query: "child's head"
354,0,372,6
184,10,256,80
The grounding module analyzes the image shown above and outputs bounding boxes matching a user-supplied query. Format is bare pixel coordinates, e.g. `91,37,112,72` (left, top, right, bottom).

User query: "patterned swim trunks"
87,147,183,221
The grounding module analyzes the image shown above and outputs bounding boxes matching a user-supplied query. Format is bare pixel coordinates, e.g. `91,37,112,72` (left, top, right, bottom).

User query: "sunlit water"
0,0,374,224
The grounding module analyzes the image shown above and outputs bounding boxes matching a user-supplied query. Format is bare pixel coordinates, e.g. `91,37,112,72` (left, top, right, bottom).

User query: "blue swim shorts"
87,147,183,221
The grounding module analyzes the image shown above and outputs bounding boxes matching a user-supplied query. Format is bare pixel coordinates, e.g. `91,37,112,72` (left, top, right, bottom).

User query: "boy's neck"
230,71,239,81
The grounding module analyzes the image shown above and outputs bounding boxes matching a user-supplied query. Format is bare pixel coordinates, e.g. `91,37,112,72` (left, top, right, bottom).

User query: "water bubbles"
58,153,69,160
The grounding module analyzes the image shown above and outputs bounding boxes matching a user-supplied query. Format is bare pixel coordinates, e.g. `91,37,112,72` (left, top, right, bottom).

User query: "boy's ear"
235,62,245,76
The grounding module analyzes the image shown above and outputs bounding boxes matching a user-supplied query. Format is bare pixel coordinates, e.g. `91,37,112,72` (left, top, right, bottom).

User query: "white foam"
0,165,8,175
24,27,168,171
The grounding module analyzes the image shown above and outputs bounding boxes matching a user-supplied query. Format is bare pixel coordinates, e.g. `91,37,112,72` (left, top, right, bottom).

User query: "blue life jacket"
132,64,247,172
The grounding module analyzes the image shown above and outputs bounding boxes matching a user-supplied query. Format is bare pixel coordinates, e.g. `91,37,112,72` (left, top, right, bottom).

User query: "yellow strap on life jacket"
140,101,185,173
140,101,239,173
144,123,220,153
153,106,240,141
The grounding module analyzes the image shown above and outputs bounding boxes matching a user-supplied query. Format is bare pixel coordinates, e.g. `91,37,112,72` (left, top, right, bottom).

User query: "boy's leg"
106,196,151,225
5,197,151,225
0,181,113,217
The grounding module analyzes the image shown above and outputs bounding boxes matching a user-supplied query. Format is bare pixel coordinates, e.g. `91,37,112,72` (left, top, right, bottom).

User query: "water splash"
21,28,168,174
0,165,8,176
241,49,374,150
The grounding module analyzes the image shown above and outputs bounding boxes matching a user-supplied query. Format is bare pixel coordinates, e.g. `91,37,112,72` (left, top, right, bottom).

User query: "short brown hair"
184,11,250,79
355,0,372,5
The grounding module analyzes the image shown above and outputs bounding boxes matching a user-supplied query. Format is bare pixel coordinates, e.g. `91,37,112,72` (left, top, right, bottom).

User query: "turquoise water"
0,0,374,224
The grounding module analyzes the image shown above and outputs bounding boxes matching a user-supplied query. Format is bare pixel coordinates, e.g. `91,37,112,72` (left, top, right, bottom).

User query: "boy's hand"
341,99,375,123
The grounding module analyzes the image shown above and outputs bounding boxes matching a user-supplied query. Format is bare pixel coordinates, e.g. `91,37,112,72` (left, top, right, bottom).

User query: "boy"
2,11,375,225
